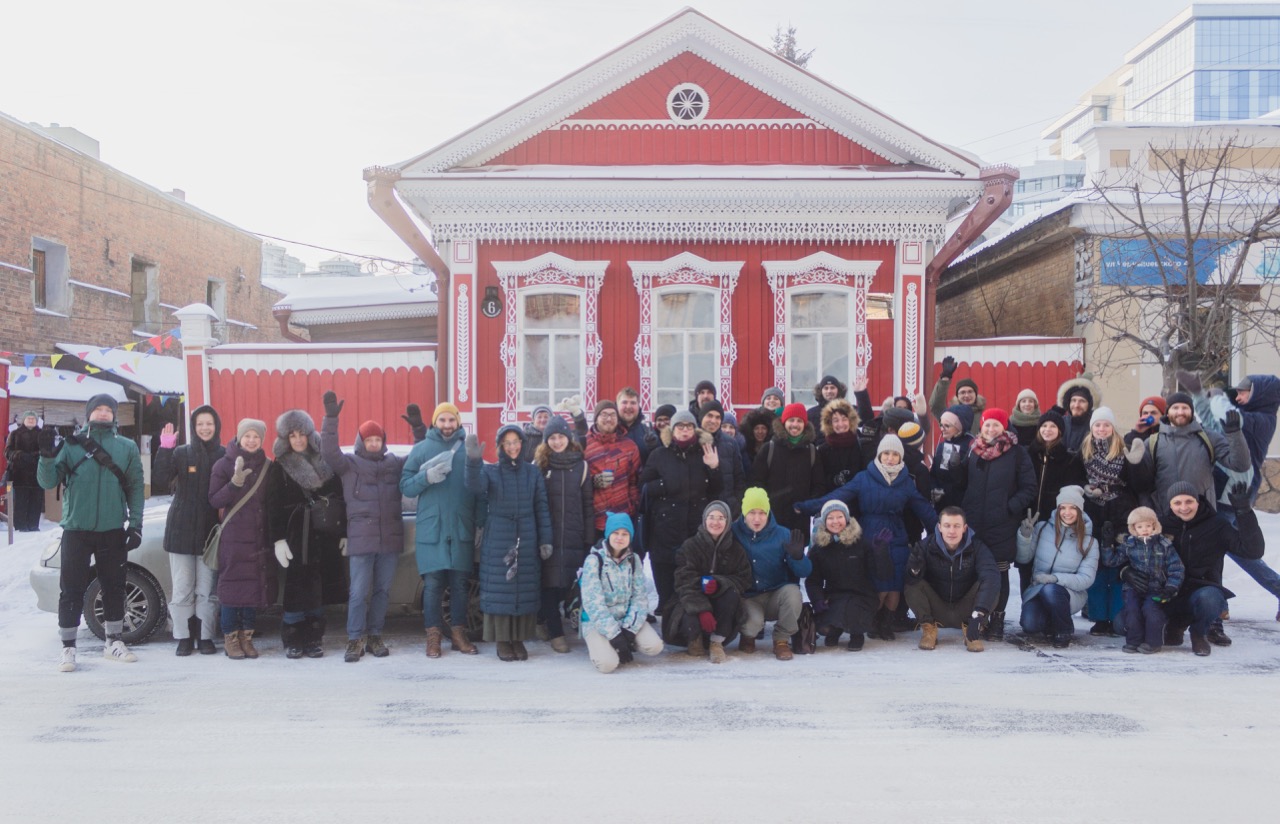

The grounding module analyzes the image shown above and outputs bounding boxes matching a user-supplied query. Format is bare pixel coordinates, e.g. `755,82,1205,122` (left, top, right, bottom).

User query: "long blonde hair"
1080,429,1123,462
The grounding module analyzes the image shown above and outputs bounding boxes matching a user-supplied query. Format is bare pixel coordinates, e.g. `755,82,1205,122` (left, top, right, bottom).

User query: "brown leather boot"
738,634,757,654
224,630,245,660
773,640,794,661
240,629,260,659
450,626,477,655
425,627,444,658
918,622,938,651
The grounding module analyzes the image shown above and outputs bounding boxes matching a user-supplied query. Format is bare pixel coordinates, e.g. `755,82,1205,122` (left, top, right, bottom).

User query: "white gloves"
339,537,348,557
423,449,454,484
540,544,553,561
555,395,583,417
274,539,293,568
1125,438,1146,465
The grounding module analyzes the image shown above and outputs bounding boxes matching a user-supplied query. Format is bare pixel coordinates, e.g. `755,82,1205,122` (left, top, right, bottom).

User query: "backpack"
764,439,817,470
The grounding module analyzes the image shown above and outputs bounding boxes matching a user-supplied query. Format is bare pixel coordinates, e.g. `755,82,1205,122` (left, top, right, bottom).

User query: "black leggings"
996,561,1011,613
538,586,566,638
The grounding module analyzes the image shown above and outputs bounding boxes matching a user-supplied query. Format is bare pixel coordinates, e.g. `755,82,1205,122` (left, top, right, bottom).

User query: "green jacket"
37,422,144,532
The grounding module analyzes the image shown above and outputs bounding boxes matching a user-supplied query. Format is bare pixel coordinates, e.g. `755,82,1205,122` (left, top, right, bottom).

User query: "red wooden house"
366,8,1014,440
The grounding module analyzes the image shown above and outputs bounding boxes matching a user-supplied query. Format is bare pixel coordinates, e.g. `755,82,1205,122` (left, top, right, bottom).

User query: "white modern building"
260,242,306,278
1009,158,1086,220
1046,3,1280,159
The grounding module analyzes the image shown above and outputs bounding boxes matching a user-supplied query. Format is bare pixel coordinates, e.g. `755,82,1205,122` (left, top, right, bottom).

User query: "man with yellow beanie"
730,487,812,660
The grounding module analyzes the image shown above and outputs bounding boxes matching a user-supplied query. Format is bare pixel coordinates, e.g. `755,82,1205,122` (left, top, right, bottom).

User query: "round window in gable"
667,83,709,123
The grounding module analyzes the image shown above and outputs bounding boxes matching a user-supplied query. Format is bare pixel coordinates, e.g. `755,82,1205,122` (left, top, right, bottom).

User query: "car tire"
83,566,167,645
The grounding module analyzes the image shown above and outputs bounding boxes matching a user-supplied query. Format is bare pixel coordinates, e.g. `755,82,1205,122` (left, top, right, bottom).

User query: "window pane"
655,290,715,327
688,333,715,390
553,333,581,396
822,332,849,380
791,333,819,401
522,334,549,408
524,293,580,329
791,292,847,328
654,333,684,398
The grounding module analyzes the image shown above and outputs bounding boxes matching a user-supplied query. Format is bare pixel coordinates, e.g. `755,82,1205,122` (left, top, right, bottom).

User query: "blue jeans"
1086,565,1124,622
1020,583,1074,636
1123,588,1169,647
348,552,399,639
1229,553,1280,604
422,569,470,631
220,606,257,634
1170,586,1228,636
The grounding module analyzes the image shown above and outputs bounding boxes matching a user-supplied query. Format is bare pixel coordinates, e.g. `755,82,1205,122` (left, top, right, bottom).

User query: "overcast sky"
4,0,1201,270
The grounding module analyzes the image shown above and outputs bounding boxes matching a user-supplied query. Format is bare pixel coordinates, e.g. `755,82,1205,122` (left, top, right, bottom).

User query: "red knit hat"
981,407,1009,429
1139,396,1167,415
358,420,385,441
781,402,808,423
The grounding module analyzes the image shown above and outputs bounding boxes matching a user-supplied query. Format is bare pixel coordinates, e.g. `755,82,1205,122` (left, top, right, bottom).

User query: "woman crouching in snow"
579,513,663,673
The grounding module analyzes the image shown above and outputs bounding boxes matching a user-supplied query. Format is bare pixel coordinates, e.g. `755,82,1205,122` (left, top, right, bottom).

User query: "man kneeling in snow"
904,507,999,652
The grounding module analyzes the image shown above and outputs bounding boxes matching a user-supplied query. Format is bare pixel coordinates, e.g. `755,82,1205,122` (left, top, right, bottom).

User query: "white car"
30,497,481,645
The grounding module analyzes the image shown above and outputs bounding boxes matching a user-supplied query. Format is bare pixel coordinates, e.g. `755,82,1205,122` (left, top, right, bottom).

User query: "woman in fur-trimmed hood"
818,398,865,492
806,500,892,650
266,408,348,658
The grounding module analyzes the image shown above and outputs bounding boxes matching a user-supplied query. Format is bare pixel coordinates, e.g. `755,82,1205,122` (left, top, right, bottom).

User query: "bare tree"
1080,132,1280,392
771,24,815,68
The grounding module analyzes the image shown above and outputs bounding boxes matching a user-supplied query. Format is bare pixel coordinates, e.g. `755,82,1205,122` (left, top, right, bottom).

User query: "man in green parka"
38,394,145,672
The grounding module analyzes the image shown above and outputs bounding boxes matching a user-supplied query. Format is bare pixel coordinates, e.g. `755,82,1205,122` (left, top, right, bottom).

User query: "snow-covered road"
2,514,1277,823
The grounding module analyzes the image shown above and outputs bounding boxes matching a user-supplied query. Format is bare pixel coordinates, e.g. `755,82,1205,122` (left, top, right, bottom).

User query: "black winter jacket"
1027,440,1087,521
153,405,225,555
639,428,723,564
906,527,1000,609
4,424,41,487
536,443,595,589
806,518,891,605
746,418,824,530
673,524,754,616
958,440,1036,563
1163,495,1264,605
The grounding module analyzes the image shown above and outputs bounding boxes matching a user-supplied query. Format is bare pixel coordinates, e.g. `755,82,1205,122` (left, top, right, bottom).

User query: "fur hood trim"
770,415,817,446
814,518,863,546
1057,374,1102,410
659,426,713,448
820,399,859,437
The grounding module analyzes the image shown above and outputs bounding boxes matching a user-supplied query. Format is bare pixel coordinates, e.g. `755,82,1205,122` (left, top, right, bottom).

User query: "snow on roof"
269,274,437,322
7,367,130,402
440,164,969,181
54,344,187,394
950,194,1087,267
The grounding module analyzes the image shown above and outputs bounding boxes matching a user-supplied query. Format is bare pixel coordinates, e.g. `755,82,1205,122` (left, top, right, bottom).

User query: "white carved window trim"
764,253,881,395
631,252,742,413
648,284,720,410
493,253,607,424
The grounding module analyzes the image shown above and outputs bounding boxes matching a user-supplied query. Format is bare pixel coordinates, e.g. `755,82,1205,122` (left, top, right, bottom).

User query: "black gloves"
610,630,635,665
124,527,143,551
38,427,61,459
940,355,957,379
403,404,427,442
1100,521,1116,548
785,529,807,561
1119,565,1149,592
1223,409,1241,434
1228,481,1251,511
323,391,344,418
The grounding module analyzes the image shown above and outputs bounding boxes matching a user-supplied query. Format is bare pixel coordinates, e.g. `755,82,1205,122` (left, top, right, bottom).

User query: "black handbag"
304,491,346,535
792,602,817,654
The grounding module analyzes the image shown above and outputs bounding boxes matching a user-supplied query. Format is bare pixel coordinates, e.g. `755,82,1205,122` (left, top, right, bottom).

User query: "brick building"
0,111,283,357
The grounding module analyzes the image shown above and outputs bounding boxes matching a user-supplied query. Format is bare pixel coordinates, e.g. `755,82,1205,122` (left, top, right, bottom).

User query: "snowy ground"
2,509,1278,823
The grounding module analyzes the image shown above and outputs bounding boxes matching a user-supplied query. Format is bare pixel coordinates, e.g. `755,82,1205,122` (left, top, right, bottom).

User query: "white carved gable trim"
763,253,882,392
630,253,742,412
493,253,609,422
393,11,978,177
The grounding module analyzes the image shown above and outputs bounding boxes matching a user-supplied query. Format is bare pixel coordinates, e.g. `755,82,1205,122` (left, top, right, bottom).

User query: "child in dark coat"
806,500,892,651
1105,506,1185,654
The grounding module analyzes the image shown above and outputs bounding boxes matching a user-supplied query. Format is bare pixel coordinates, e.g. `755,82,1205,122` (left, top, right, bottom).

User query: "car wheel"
439,576,484,642
83,566,167,645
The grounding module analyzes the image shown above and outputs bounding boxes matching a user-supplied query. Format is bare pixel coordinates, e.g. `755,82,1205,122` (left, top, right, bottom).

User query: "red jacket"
584,427,642,530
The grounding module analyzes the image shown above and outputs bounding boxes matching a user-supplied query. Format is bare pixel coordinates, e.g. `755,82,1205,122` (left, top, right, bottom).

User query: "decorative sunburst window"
666,83,709,123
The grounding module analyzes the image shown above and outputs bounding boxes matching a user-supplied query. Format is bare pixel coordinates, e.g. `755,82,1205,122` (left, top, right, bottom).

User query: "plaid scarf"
970,431,1016,461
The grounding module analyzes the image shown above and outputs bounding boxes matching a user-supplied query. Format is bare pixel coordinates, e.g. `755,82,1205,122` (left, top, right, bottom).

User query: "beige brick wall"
0,118,283,355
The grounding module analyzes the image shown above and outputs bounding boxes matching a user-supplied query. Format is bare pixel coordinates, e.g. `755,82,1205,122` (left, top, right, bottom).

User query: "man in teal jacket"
37,394,145,672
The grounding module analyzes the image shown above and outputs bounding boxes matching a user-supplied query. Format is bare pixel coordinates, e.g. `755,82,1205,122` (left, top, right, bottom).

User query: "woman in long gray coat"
465,425,553,661
533,415,594,652
208,419,274,659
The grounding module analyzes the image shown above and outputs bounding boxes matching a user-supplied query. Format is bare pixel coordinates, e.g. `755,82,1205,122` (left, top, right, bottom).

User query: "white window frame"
516,286,586,410
764,252,882,397
630,252,742,413
649,285,720,409
493,253,607,423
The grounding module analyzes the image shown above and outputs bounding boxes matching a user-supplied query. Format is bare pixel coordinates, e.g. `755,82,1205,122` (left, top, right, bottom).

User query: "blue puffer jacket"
1103,533,1185,596
466,434,552,616
797,464,938,565
401,427,483,574
1017,513,1100,613
578,539,648,640
1238,374,1279,497
730,512,812,595
321,414,404,556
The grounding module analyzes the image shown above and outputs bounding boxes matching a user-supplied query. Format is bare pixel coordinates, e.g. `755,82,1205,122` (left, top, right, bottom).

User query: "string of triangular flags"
4,328,184,405
1,328,182,369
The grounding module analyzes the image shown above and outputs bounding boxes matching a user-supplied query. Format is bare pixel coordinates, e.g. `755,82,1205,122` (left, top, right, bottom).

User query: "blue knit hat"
604,512,634,539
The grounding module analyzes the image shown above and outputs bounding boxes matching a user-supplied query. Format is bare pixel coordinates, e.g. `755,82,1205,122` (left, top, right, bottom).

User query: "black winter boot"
983,611,1005,642
303,616,326,658
282,621,306,659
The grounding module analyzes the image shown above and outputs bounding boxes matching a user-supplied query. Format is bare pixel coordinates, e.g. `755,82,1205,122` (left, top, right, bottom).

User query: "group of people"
33,362,1277,673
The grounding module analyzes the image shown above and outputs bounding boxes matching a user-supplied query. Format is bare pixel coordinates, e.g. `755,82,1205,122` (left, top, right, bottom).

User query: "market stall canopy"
7,367,134,427
54,343,186,396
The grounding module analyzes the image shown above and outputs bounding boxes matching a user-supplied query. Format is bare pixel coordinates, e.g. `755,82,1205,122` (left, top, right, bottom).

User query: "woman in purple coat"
208,419,274,659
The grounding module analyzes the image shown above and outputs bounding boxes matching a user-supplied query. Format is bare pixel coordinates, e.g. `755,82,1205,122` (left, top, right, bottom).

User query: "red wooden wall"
208,366,434,447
